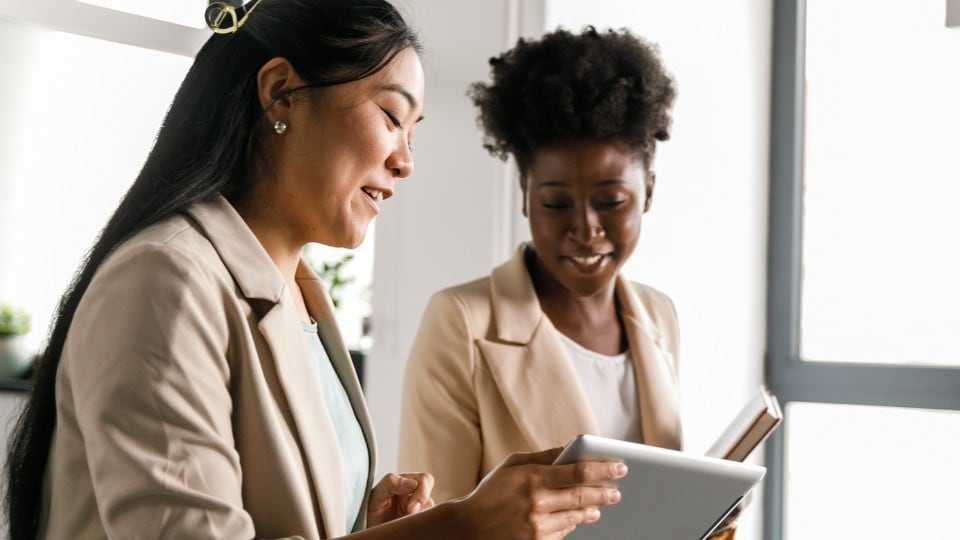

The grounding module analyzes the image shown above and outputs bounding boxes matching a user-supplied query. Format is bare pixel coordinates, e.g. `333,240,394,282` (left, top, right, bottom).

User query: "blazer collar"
483,246,598,449
615,277,683,449
184,195,285,303
489,246,544,344
483,245,681,451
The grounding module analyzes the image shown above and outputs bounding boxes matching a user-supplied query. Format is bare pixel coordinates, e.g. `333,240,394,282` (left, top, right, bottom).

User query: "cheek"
355,120,394,157
606,207,642,239
528,211,566,242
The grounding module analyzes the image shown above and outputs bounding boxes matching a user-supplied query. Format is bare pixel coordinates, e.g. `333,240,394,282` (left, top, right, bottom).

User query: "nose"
569,203,604,242
387,135,414,179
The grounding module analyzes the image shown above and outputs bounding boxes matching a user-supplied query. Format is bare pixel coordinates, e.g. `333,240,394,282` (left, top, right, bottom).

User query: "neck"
228,189,314,324
232,194,302,284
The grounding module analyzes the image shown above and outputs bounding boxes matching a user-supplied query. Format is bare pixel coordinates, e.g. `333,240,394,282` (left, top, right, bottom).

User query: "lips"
565,253,611,273
362,187,384,204
570,254,604,266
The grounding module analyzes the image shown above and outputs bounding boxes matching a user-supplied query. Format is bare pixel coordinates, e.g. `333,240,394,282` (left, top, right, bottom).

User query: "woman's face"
525,139,654,297
269,47,425,249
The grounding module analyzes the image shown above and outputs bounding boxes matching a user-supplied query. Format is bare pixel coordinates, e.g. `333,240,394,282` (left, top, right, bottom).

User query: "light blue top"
302,319,369,533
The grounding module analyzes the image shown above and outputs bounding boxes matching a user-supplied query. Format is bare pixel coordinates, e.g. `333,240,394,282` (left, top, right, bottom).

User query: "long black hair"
5,1,420,537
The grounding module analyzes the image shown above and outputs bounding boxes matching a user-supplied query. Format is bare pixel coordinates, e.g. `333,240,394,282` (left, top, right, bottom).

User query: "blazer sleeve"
398,290,482,503
63,243,279,539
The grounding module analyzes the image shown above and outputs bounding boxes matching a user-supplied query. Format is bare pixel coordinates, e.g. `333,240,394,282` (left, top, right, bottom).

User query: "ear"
256,57,303,123
643,171,657,213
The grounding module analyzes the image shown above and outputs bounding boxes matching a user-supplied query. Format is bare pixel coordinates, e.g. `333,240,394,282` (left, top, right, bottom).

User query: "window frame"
0,0,208,57
763,1,960,538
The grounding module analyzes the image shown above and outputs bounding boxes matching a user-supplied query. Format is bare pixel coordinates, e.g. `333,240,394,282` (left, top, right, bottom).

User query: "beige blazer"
399,247,683,503
41,196,374,539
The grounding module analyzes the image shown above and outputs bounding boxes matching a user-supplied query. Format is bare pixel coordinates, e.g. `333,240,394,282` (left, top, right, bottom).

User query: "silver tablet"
553,434,765,540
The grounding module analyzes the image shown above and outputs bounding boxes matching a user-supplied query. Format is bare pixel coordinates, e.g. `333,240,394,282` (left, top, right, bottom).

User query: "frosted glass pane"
784,402,960,540
801,0,960,366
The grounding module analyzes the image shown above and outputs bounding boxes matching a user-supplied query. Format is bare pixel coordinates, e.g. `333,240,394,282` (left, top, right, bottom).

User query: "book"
705,387,783,462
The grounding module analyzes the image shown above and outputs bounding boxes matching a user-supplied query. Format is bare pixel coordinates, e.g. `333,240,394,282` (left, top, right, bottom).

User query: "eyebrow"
537,179,627,188
378,84,425,123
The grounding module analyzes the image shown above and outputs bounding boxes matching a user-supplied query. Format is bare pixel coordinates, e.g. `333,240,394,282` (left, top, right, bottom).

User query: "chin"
562,275,618,298
343,227,370,249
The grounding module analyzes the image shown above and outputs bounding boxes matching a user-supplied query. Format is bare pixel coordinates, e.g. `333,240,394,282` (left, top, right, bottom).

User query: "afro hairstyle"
469,26,676,190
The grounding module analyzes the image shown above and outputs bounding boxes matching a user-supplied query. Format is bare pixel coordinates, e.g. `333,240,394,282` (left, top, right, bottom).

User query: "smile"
565,253,610,274
570,254,604,266
362,187,384,204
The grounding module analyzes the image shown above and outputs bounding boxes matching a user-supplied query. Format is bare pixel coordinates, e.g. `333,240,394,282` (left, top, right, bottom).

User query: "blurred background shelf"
0,377,29,392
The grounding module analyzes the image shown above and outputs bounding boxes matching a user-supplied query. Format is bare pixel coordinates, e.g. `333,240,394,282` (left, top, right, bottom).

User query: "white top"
302,319,369,533
558,332,642,442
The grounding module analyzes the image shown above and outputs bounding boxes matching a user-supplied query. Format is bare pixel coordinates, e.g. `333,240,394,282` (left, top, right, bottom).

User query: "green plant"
0,303,31,337
314,254,356,309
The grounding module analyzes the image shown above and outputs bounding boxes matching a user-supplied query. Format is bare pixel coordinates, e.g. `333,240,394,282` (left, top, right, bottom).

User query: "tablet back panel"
554,434,765,540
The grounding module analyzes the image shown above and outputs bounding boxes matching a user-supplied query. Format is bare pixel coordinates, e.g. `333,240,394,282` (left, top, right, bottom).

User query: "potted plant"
0,303,33,379
313,253,356,309
304,251,369,386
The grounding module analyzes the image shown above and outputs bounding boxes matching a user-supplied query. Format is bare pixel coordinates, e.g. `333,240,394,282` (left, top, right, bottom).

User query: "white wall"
369,1,772,539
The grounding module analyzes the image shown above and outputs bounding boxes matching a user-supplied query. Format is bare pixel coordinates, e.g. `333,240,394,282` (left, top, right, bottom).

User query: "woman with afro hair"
400,26,740,538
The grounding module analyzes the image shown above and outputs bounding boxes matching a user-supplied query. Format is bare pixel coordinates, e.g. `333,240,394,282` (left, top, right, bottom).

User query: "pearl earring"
273,120,288,135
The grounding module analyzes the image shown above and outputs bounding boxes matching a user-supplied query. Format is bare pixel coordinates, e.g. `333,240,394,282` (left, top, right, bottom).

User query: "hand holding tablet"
552,388,783,539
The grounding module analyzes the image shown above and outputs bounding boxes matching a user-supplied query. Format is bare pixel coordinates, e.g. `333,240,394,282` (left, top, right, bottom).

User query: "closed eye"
596,200,627,210
381,108,402,129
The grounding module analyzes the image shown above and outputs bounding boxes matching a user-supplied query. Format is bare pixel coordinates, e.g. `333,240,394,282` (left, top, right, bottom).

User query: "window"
784,403,960,538
766,1,960,538
0,18,193,352
801,0,960,367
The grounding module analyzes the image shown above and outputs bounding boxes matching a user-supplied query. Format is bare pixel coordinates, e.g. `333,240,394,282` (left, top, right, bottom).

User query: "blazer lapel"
479,248,599,451
617,277,683,450
258,288,346,537
184,197,348,537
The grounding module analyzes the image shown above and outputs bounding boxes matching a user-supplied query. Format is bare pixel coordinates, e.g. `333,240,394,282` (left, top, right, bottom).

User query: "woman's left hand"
366,472,435,527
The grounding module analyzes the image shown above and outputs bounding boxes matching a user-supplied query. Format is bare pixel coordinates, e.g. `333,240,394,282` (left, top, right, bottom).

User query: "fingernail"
401,477,418,488
586,507,601,522
614,463,628,477
608,489,621,503
409,501,422,514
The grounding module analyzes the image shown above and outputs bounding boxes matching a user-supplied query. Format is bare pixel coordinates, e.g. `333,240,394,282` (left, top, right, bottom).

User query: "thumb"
387,476,419,495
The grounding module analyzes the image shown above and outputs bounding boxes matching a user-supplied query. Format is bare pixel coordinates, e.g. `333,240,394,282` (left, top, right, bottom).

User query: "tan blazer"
41,196,374,539
399,247,682,503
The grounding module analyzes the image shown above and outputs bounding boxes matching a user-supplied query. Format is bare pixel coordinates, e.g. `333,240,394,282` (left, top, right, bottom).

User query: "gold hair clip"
205,0,262,34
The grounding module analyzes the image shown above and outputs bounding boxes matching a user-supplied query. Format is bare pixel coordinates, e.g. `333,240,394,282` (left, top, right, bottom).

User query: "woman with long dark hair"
4,2,625,538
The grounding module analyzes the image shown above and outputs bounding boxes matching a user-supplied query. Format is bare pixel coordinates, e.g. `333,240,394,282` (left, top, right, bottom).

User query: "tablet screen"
553,434,765,539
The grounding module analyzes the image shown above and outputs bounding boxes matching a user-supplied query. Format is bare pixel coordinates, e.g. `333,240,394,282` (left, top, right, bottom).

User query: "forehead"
528,140,645,187
364,47,425,108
